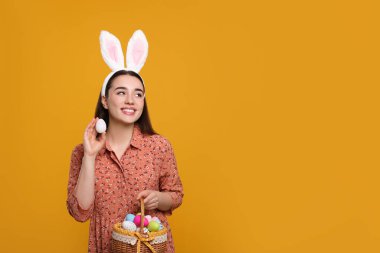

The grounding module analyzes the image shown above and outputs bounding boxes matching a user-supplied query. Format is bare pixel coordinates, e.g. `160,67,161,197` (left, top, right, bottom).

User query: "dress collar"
99,124,143,155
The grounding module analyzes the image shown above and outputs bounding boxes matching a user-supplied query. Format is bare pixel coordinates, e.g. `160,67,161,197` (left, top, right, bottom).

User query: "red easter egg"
133,215,149,227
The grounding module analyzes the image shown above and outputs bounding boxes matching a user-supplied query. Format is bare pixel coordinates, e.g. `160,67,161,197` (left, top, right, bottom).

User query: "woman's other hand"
137,190,173,211
137,190,160,210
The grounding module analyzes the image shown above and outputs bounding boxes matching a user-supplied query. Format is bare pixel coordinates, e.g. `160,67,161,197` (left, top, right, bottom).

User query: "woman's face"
102,74,145,125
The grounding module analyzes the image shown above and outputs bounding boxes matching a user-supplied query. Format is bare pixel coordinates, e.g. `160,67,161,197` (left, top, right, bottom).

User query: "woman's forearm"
74,154,96,210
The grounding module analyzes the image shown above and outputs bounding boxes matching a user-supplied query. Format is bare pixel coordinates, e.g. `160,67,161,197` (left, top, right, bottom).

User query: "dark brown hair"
95,70,157,135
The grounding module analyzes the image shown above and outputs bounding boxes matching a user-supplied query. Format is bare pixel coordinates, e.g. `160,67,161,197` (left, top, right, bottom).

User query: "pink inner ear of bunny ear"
106,38,120,63
132,38,145,66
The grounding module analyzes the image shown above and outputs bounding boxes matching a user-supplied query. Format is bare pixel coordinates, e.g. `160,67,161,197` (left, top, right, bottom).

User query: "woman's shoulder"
144,133,173,151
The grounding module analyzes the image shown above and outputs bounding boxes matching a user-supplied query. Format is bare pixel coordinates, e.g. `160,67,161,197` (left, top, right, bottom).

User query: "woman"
66,30,184,253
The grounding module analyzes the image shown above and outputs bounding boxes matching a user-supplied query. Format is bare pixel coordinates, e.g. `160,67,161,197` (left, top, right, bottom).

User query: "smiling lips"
121,107,136,115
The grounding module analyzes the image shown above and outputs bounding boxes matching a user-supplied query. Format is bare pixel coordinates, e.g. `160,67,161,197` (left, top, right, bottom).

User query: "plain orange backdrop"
0,0,379,252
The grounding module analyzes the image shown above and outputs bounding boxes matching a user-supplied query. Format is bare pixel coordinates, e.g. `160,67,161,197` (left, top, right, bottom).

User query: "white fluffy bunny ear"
100,30,125,71
126,30,149,73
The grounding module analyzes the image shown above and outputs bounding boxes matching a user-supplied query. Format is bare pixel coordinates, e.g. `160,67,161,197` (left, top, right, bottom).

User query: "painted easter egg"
125,214,135,222
148,221,160,232
122,221,137,232
95,118,107,133
152,217,161,224
145,215,152,223
133,215,149,227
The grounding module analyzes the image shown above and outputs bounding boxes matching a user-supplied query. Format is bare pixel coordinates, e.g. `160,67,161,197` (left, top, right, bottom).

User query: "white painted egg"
122,220,137,232
95,119,107,133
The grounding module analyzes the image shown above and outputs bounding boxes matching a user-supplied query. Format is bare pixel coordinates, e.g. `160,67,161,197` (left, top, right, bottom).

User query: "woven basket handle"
140,198,145,234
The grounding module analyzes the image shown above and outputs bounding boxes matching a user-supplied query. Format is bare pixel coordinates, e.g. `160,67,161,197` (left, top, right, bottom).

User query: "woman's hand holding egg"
83,117,107,157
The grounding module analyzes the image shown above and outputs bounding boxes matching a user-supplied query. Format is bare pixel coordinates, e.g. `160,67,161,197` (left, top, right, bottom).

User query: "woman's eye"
117,92,125,95
135,93,143,98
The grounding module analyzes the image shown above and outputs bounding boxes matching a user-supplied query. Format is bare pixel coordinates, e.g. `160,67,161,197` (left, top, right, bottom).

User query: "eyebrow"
114,87,144,92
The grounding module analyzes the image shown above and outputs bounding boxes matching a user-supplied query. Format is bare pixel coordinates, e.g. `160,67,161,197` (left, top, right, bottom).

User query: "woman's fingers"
144,193,155,204
138,191,158,203
145,204,155,210
98,132,107,144
137,191,159,210
85,118,93,134
137,190,149,200
84,118,101,146
83,118,107,157
90,118,97,138
84,118,95,139
145,192,159,207
145,202,158,210
89,117,101,142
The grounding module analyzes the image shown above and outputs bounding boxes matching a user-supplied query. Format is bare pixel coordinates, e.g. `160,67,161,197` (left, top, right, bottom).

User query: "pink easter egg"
133,215,149,227
143,217,149,226
152,217,161,224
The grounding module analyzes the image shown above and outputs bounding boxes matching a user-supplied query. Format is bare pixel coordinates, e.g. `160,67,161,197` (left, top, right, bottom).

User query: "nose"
124,92,135,104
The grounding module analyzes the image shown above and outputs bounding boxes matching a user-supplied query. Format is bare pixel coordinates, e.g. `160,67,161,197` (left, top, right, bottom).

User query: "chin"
123,115,143,125
121,117,139,124
110,115,138,125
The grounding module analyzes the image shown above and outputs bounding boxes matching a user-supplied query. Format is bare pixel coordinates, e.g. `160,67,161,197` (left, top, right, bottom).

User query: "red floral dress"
66,124,184,252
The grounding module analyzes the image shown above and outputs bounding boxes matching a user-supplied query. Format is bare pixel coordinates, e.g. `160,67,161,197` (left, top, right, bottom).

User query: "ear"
126,30,149,73
101,95,109,109
100,31,125,71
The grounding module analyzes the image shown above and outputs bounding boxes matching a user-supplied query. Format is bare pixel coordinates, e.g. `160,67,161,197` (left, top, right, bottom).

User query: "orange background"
0,0,379,252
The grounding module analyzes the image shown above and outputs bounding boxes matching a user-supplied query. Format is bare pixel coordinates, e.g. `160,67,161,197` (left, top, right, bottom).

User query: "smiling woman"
95,70,154,135
66,30,184,253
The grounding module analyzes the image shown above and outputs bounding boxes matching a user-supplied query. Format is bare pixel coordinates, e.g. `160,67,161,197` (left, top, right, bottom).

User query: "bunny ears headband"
99,29,149,96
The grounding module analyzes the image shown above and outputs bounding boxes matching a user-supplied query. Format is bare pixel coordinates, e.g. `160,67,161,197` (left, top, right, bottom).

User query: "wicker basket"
111,199,168,253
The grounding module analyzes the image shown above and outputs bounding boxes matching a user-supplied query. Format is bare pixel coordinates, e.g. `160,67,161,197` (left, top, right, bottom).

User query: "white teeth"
122,109,135,113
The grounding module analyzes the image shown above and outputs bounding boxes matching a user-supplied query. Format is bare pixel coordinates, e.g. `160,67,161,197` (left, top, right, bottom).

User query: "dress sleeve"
159,139,184,216
66,144,94,222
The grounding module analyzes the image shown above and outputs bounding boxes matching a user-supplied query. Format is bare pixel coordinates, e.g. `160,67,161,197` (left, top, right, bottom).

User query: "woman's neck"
106,118,134,148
